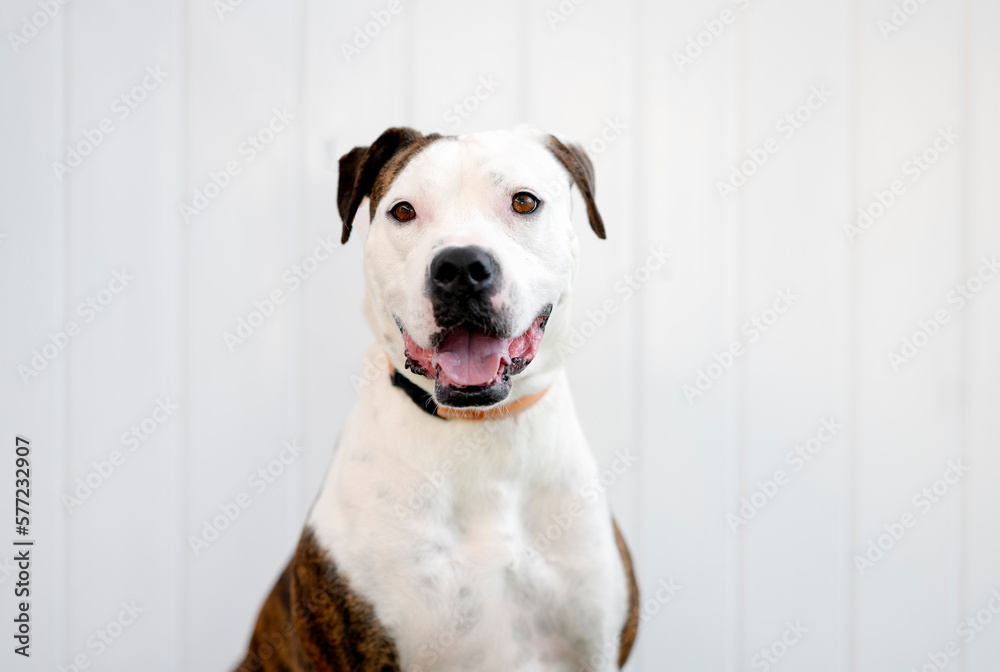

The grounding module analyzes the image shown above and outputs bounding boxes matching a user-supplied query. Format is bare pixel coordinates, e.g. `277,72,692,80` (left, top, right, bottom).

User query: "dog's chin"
398,306,551,409
434,378,512,408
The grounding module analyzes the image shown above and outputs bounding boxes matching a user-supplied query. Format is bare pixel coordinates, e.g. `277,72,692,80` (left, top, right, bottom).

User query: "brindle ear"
337,127,439,244
336,145,368,239
545,135,606,239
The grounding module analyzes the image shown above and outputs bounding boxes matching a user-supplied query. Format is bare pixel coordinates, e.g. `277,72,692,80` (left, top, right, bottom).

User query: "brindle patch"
611,519,639,669
234,527,401,672
545,134,607,240
614,518,640,668
337,127,448,244
368,135,447,216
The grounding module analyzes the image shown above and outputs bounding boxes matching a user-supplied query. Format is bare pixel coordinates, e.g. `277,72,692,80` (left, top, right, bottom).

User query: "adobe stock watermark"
727,417,843,533
557,245,671,359
51,65,168,181
544,0,592,31
393,422,505,522
340,0,402,63
188,440,305,556
178,106,295,222
672,0,755,74
62,397,179,514
750,620,809,671
877,0,931,40
682,287,799,404
57,601,144,672
716,84,833,201
638,577,682,623
429,76,501,135
17,268,135,385
887,254,998,372
908,587,1000,672
351,348,395,395
842,126,959,243
7,0,72,54
213,0,247,20
583,117,627,161
580,577,682,672
854,459,969,576
223,236,338,352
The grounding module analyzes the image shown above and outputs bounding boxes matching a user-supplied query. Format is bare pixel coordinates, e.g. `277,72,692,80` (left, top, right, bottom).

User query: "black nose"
429,246,499,299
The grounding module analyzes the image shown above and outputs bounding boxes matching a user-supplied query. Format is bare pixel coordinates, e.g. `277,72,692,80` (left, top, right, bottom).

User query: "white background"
1,0,999,670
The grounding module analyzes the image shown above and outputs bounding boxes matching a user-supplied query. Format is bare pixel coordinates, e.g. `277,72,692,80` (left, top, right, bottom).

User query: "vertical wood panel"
854,1,965,669
167,0,187,665
740,1,852,670
183,0,299,668
965,1,1000,670
409,0,521,135
282,0,305,559
0,1,68,666
61,2,179,668
636,0,742,668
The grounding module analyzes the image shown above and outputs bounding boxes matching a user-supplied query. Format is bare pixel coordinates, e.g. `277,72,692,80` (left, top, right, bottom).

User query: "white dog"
237,126,638,672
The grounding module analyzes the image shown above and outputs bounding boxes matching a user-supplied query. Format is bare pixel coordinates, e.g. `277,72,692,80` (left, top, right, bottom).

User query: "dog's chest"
309,390,625,670
388,480,606,669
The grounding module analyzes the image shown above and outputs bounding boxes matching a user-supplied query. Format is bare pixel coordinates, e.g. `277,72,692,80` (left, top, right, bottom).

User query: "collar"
388,366,549,421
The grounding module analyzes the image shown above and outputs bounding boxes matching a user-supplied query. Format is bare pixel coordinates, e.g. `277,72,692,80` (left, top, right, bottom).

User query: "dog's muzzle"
391,246,550,408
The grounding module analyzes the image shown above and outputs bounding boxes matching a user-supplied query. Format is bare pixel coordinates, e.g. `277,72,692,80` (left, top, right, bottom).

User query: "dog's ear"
546,135,606,239
337,127,438,244
336,145,368,240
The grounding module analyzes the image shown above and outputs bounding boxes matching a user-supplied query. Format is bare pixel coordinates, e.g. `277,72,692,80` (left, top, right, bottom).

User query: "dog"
236,126,639,671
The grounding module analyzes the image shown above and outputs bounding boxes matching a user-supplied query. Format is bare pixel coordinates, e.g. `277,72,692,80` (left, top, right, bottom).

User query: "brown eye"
391,202,416,222
512,192,538,214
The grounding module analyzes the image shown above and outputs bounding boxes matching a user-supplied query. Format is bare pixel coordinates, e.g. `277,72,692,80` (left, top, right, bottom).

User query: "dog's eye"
391,202,416,222
512,192,539,214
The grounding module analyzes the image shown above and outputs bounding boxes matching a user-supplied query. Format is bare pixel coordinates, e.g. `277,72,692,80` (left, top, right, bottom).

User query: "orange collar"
388,364,549,421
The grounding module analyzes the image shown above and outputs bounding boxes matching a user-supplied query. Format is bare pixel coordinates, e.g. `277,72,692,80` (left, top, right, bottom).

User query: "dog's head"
338,126,604,409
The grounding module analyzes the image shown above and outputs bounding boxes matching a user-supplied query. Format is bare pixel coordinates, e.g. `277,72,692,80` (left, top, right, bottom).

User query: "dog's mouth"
400,309,550,408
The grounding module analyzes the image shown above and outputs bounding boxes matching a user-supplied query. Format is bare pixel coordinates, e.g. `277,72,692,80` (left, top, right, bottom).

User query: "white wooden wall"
1,0,998,670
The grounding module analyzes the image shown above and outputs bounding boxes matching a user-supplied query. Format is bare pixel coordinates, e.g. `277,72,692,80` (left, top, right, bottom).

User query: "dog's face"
338,127,604,408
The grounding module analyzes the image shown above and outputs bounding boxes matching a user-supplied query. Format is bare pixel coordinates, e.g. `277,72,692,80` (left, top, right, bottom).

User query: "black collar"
390,369,442,419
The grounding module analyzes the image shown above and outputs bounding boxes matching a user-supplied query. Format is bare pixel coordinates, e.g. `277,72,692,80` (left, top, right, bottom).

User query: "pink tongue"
434,326,510,387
